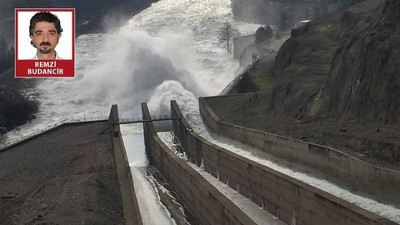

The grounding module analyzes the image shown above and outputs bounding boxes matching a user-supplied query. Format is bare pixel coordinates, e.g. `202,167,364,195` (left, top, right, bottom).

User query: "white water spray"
4,0,264,144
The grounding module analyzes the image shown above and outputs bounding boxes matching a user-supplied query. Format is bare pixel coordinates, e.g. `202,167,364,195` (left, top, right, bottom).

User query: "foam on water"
178,107,400,223
3,0,264,144
6,1,396,223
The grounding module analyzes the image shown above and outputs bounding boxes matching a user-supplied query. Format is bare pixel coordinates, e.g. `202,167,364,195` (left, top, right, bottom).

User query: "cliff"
226,0,400,166
233,0,400,123
310,0,400,122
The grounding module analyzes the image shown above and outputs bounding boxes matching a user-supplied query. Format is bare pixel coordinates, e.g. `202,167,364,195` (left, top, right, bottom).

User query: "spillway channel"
120,124,177,225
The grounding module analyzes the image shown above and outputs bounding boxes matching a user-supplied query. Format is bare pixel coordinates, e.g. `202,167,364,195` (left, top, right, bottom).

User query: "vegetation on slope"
226,0,400,166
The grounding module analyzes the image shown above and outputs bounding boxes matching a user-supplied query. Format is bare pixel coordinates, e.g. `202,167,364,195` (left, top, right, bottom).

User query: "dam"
2,96,398,225
2,0,400,224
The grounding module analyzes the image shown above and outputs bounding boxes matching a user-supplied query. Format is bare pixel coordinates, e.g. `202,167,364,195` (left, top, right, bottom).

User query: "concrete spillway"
120,124,176,225
0,120,125,225
3,103,398,225
198,95,400,224
168,100,400,225
143,103,287,225
130,167,176,225
158,131,285,225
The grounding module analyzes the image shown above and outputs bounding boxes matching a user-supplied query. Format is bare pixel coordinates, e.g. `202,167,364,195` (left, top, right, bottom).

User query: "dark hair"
30,12,63,46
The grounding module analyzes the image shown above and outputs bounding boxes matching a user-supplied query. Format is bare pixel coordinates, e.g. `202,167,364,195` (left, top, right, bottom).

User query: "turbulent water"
3,0,259,144
119,124,177,225
5,0,398,223
1,0,260,223
175,107,400,223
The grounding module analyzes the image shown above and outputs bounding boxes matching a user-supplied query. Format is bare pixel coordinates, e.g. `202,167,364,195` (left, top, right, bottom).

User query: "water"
155,122,400,223
130,168,176,225
121,124,176,225
120,124,147,167
176,104,400,223
3,0,263,145
5,0,396,223
2,1,260,224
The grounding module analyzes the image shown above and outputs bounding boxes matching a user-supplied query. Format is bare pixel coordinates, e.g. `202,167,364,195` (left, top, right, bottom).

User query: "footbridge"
138,100,400,225
118,116,181,125
1,99,398,225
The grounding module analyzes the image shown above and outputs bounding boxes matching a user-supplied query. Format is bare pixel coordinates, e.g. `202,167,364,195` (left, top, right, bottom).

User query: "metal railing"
0,114,182,151
118,115,181,124
0,116,108,151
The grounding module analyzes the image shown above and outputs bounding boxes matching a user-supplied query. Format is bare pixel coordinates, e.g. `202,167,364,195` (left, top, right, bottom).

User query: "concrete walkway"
0,121,124,225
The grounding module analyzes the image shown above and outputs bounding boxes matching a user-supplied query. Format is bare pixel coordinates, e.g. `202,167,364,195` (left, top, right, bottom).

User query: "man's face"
30,21,60,54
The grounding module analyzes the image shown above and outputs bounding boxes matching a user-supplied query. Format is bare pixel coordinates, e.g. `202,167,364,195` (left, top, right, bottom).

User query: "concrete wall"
142,103,270,225
1,119,108,152
108,105,143,225
171,100,398,225
202,93,271,122
233,34,255,59
0,105,141,224
199,95,400,205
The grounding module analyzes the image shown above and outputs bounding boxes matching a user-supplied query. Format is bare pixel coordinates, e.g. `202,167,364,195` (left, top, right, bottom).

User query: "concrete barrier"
233,34,255,59
171,100,398,225
142,102,282,225
109,105,143,225
0,118,108,153
199,94,400,205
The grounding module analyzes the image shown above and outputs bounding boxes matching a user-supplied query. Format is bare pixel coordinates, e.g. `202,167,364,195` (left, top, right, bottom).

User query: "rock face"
226,0,400,167
270,11,344,116
269,0,400,123
314,0,400,122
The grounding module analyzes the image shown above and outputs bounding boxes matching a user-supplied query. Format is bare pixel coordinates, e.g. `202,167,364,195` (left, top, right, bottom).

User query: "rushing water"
174,105,400,223
152,101,400,223
3,0,258,144
120,124,176,225
4,0,398,223
1,1,258,224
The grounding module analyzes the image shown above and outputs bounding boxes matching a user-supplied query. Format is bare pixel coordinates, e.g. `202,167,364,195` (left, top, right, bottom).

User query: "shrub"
255,25,273,44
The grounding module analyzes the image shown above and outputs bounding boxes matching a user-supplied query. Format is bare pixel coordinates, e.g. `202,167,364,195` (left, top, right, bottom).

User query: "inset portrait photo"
15,9,75,78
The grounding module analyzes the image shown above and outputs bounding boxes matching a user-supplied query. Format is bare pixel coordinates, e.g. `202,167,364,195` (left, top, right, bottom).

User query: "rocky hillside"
233,0,400,123
224,0,400,168
311,0,400,123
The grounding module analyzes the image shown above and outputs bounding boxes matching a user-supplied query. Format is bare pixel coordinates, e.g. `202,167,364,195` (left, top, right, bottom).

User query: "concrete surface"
200,94,400,206
0,120,124,225
143,102,279,225
188,162,286,225
109,105,143,225
171,100,398,225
